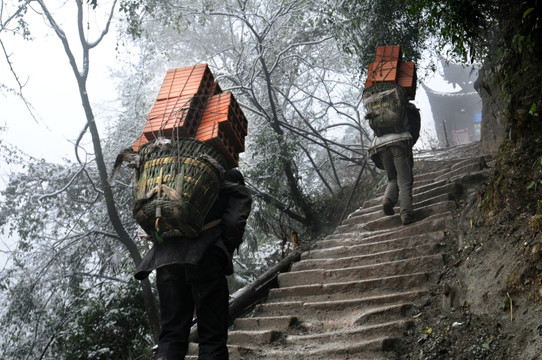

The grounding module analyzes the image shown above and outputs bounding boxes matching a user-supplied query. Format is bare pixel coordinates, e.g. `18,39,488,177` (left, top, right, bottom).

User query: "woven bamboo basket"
363,82,408,136
133,137,227,239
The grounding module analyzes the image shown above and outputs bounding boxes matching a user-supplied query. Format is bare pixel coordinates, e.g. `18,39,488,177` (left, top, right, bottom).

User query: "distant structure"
422,60,482,147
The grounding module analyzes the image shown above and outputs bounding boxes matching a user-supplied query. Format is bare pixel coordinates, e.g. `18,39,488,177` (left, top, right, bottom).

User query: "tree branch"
0,39,39,123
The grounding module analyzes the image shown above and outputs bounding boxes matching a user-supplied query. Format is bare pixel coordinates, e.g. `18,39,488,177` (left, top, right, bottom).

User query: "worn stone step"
303,289,427,315
308,232,443,261
338,205,456,241
450,169,491,189
434,156,488,182
318,216,448,250
236,337,393,359
255,289,427,318
344,192,453,225
324,211,452,245
233,315,298,331
299,303,412,331
293,243,440,271
267,272,430,303
255,300,304,316
227,329,281,345
356,181,462,221
187,344,245,360
278,254,443,287
286,319,412,346
362,178,462,210
413,167,453,185
360,200,456,232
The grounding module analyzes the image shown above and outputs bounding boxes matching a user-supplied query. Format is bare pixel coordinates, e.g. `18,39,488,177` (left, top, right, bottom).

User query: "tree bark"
37,0,160,342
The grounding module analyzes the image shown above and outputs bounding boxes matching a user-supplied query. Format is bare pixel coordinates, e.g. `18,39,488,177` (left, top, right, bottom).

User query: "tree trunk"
37,0,161,341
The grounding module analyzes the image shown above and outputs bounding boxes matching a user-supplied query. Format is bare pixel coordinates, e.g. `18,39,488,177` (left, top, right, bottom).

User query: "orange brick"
397,62,417,99
211,81,222,95
200,93,246,151
156,65,212,101
375,45,402,63
144,94,204,139
132,133,149,152
204,134,238,168
197,114,244,152
367,60,399,83
135,65,248,166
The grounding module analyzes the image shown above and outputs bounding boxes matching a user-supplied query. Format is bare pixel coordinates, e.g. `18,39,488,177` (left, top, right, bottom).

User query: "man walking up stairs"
186,147,493,359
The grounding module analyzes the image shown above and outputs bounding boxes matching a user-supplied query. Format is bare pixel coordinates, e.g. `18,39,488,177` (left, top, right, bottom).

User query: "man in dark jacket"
135,168,252,360
368,103,420,225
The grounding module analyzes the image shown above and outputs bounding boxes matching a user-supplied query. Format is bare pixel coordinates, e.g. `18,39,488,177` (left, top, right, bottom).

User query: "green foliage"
0,144,145,358
118,0,147,39
406,0,495,62
529,103,537,115
54,281,153,360
322,0,423,71
501,295,511,311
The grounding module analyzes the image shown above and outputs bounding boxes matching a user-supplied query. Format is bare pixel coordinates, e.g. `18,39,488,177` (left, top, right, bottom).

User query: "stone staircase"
188,150,493,359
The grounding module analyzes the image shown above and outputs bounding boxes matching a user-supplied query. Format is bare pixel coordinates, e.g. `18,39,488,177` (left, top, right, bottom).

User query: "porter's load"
132,136,227,239
113,64,248,241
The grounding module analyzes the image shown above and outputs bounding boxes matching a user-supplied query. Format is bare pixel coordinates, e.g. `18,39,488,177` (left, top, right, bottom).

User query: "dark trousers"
379,144,414,216
155,247,229,360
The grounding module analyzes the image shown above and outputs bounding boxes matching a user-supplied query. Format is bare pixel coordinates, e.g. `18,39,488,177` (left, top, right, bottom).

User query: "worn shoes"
401,213,415,225
382,198,395,216
383,198,415,225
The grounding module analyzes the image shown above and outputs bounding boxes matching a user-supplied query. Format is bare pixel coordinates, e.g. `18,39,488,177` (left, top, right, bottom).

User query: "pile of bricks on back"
132,64,248,168
364,45,416,99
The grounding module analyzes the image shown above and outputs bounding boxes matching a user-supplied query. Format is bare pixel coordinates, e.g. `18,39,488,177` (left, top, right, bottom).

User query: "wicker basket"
363,82,408,137
133,137,227,239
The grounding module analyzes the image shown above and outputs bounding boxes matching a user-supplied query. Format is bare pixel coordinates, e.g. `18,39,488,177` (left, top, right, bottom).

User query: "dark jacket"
367,103,420,170
134,178,252,280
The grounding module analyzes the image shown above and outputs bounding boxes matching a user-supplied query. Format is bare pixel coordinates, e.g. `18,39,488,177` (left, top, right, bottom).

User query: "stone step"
344,192,453,225
256,289,427,318
413,167,452,185
286,319,412,346
236,337,394,359
233,315,298,331
267,272,430,303
434,156,488,182
360,200,456,232
357,181,461,218
293,243,440,271
227,329,281,345
303,289,427,316
318,218,447,251
308,231,443,260
278,254,443,287
340,200,457,241
361,179,450,211
187,344,247,360
450,169,491,188
299,303,412,330
323,211,452,245
255,300,304,316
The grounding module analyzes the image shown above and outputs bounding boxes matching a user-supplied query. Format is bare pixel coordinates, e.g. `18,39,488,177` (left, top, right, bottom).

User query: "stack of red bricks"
132,64,248,168
364,45,417,99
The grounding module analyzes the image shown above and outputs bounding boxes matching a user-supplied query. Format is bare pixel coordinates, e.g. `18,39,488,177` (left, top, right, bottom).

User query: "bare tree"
116,0,373,235
0,0,160,350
